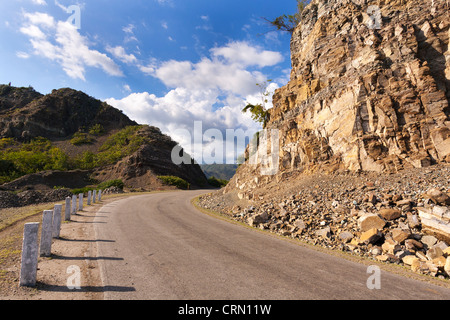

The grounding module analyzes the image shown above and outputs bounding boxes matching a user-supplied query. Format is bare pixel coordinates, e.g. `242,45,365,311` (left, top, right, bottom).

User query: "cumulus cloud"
105,41,283,163
20,11,123,81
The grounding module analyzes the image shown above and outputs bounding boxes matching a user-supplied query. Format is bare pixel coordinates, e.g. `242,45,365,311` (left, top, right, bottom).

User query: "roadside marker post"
19,223,39,287
65,196,71,221
79,193,83,211
52,204,63,238
40,210,53,257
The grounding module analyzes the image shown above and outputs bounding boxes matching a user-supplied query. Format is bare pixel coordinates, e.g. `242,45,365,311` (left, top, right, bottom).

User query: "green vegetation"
71,179,124,195
157,175,190,190
207,176,228,188
242,80,272,128
70,132,94,146
70,124,105,145
0,137,69,184
0,125,149,184
97,179,124,190
88,124,105,136
73,125,148,169
265,0,306,34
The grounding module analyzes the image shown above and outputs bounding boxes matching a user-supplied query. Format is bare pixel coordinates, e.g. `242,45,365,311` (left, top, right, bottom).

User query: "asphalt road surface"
94,190,450,300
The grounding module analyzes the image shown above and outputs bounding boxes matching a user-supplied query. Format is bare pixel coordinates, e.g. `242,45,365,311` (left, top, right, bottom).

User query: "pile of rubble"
198,167,450,279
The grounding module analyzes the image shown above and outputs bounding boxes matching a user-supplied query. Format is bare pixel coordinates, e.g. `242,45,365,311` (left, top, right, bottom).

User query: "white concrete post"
93,190,96,203
65,196,71,221
79,193,83,211
87,190,91,205
72,194,77,214
52,204,63,238
19,223,39,287
98,189,102,201
40,210,53,257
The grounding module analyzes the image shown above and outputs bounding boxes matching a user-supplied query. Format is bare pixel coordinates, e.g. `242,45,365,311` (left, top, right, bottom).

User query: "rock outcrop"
270,0,449,174
206,0,450,280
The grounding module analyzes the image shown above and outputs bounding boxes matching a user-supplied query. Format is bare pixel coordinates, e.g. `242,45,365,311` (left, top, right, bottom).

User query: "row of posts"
19,189,102,287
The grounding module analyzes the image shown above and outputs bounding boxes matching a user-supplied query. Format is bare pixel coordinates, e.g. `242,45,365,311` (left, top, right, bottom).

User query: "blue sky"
0,0,297,163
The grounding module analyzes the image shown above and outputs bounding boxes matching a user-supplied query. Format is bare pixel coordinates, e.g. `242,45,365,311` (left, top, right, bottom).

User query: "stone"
391,228,410,244
359,228,382,244
406,213,421,229
424,188,450,206
416,251,428,261
421,235,438,248
358,213,386,232
294,219,306,232
382,238,401,254
431,256,447,268
445,257,450,277
426,247,444,260
315,226,331,239
379,208,402,221
405,239,424,250
402,255,419,266
338,231,354,243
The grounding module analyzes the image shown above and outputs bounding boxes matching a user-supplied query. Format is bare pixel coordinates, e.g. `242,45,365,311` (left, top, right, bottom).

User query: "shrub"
157,176,190,190
97,179,124,190
89,124,105,136
70,132,94,146
207,176,228,188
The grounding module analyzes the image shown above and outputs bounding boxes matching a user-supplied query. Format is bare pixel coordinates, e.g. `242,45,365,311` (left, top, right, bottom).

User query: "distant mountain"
200,164,238,181
0,84,208,193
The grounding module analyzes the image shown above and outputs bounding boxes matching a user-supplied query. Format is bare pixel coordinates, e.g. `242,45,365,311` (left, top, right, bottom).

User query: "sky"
0,0,297,164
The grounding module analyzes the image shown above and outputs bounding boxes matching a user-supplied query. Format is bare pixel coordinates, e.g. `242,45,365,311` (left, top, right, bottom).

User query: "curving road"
94,190,450,300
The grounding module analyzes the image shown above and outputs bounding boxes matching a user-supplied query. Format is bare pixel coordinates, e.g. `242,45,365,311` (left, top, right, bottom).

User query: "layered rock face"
270,0,449,174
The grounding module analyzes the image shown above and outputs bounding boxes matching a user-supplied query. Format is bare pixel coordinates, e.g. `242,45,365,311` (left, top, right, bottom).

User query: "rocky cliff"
225,0,449,193
202,0,450,279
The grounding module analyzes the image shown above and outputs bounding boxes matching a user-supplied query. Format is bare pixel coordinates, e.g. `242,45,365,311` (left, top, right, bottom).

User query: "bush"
89,124,105,136
207,176,228,188
157,176,190,190
97,179,124,190
70,132,94,146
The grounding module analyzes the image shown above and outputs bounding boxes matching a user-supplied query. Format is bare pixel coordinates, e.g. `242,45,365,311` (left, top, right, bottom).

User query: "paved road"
94,190,450,300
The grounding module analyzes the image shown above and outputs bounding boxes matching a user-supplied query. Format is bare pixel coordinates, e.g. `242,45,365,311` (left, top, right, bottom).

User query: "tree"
264,0,307,34
242,80,275,128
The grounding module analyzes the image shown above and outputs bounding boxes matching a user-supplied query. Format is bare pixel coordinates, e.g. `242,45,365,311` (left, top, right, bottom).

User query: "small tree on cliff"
242,80,273,128
264,0,307,34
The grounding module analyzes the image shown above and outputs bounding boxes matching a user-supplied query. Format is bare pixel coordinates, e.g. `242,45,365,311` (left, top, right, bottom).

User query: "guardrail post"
71,194,77,214
19,223,39,287
40,210,53,257
52,204,62,238
79,193,83,211
65,196,71,221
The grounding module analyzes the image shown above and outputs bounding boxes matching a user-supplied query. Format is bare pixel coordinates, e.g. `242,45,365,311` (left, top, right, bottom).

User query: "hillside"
0,85,208,207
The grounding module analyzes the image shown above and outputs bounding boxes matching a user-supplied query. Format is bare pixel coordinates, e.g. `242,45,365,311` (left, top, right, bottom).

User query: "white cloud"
105,41,284,163
210,41,284,68
20,11,123,81
106,88,263,164
106,46,137,64
16,51,31,59
32,0,47,5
